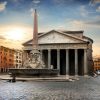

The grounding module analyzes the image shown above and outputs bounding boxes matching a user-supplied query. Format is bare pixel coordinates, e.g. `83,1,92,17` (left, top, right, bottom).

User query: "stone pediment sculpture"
38,30,87,44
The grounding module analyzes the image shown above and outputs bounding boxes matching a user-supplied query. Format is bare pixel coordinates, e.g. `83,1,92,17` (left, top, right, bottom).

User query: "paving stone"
0,76,100,100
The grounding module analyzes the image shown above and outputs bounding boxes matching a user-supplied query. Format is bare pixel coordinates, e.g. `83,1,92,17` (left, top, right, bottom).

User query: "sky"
0,0,100,56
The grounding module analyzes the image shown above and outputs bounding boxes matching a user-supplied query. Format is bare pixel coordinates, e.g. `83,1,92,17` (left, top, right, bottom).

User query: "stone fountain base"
9,49,59,82
8,68,59,82
9,68,59,76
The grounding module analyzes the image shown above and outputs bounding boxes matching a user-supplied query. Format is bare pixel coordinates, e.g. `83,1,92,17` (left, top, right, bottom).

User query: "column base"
74,75,79,80
84,75,90,78
65,75,69,79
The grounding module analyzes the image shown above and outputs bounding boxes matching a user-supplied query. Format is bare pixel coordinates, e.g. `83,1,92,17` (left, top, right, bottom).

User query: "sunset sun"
6,28,24,41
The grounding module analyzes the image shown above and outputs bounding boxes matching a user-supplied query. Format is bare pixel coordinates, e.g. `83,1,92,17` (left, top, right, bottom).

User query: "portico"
39,48,87,76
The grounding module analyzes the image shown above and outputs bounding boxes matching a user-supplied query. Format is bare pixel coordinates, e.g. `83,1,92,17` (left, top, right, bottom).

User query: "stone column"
75,49,78,76
66,49,69,75
48,49,51,69
40,50,43,60
57,49,60,70
84,49,88,75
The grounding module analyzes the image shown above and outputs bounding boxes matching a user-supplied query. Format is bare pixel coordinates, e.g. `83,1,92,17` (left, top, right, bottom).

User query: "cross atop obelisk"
33,9,38,49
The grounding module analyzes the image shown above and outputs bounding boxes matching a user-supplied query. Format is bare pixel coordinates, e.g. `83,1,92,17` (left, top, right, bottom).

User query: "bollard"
12,74,16,82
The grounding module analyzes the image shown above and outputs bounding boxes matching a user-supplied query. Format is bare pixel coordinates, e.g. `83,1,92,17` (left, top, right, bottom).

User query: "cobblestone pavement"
0,76,100,100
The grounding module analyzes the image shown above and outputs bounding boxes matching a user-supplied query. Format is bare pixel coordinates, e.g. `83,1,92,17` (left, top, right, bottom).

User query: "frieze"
23,43,87,50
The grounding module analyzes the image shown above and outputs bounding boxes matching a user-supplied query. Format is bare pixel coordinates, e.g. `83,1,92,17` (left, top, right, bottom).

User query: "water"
0,76,100,100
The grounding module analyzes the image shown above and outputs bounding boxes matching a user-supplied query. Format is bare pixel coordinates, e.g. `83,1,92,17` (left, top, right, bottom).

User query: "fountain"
9,9,59,80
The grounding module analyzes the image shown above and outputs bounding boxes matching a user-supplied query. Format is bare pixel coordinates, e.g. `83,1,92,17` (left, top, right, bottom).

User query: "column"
66,49,69,75
57,49,60,70
75,49,78,76
84,49,88,75
48,49,51,69
40,49,43,60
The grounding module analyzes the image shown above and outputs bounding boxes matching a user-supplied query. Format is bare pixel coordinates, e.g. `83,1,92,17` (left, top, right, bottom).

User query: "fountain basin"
9,68,59,76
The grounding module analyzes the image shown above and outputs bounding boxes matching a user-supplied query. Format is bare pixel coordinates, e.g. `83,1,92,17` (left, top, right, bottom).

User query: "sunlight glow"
6,28,24,40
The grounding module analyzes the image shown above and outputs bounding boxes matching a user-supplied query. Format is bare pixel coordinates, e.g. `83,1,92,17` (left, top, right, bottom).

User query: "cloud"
79,5,96,17
96,6,100,12
53,0,73,4
0,1,7,12
79,6,89,17
10,0,23,3
86,20,100,26
0,24,33,48
53,0,66,4
32,0,40,4
32,0,40,7
67,20,85,30
0,39,23,49
0,35,6,39
0,23,41,49
90,0,100,4
84,16,100,27
10,0,17,2
93,44,100,56
29,8,35,16
65,18,100,31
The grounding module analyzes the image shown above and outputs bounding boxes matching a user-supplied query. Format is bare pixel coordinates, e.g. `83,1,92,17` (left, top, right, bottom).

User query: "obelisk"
33,9,38,49
23,9,45,68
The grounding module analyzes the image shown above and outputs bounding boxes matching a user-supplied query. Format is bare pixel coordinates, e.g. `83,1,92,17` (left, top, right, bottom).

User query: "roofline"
23,42,88,46
22,29,89,45
38,29,87,42
83,36,93,43
62,30,84,33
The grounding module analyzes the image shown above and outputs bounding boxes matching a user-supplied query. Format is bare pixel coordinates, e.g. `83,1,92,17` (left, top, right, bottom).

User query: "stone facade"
23,30,93,76
14,50,23,68
93,57,100,71
0,46,15,72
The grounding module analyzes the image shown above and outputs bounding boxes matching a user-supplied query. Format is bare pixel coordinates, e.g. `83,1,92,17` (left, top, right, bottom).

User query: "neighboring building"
14,50,23,68
0,46,14,72
23,30,93,76
93,57,100,71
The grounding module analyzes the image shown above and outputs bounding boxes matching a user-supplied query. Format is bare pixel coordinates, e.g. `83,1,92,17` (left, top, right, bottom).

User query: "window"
19,60,21,63
9,59,11,62
4,48,8,52
16,64,18,67
16,56,18,58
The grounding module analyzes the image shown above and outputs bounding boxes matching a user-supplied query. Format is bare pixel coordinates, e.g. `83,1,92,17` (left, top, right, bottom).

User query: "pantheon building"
23,30,93,76
22,10,93,76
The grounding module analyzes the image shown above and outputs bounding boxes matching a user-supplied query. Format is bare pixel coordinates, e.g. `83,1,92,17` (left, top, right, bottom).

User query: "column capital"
84,49,87,52
66,49,69,51
48,49,51,51
57,49,60,51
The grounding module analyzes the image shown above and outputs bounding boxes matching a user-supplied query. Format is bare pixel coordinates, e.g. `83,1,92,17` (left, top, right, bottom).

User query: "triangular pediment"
23,30,87,46
38,30,87,44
